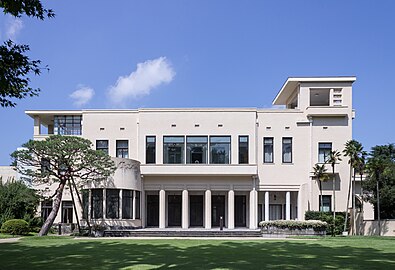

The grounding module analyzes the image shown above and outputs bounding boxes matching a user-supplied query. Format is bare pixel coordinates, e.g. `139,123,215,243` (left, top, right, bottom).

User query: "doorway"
146,195,159,227
190,195,203,227
212,195,225,227
235,195,247,227
168,195,182,227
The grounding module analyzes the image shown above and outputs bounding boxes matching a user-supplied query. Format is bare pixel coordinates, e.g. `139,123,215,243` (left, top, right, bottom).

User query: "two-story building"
26,76,356,230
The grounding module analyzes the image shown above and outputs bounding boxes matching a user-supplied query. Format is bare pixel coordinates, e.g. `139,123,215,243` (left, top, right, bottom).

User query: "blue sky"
0,0,394,165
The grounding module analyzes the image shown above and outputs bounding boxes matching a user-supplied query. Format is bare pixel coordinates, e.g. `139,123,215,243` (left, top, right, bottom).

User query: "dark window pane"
116,140,129,158
82,190,89,219
187,136,208,164
239,136,248,164
318,143,332,163
163,136,184,164
146,136,156,164
62,201,73,223
282,137,292,163
122,190,133,219
96,140,109,155
320,195,331,212
41,200,52,221
54,115,82,135
210,136,231,164
106,189,119,219
91,189,103,219
264,137,274,163
135,191,141,219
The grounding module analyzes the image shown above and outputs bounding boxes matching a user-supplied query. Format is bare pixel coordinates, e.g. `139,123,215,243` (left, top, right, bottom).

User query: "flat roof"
272,76,356,105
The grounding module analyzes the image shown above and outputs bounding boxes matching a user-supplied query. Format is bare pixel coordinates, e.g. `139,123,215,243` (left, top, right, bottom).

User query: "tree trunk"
319,181,323,212
343,164,353,233
332,164,336,236
38,180,66,236
351,169,356,235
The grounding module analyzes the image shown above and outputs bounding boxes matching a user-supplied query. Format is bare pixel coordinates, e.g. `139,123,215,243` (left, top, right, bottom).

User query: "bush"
305,211,348,235
259,220,327,231
1,219,30,235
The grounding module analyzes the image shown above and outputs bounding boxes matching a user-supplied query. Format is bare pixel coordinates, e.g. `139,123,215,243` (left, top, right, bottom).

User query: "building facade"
26,77,356,230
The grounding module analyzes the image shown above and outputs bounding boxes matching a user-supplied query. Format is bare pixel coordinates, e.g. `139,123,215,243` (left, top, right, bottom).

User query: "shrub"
1,219,30,235
259,220,327,231
305,211,348,235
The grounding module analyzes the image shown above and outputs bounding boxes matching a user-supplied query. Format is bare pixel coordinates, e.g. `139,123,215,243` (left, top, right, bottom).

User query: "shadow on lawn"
0,238,394,270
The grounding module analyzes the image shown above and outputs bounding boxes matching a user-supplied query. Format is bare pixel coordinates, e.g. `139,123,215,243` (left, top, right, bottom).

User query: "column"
182,189,189,229
228,190,235,229
34,116,41,135
103,189,107,219
141,190,146,227
119,189,123,219
264,191,269,221
159,189,166,229
205,190,211,229
132,190,136,220
249,189,258,229
286,191,291,220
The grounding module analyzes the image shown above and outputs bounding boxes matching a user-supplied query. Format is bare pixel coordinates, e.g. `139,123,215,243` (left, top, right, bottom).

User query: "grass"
0,236,394,269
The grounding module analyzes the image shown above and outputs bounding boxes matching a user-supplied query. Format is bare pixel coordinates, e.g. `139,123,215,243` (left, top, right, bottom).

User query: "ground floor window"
41,200,52,221
122,190,133,219
62,201,73,223
82,190,89,219
106,189,120,219
319,195,331,212
135,191,141,219
91,189,103,219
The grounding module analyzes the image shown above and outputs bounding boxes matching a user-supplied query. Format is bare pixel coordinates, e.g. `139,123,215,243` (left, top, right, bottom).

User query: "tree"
312,164,330,212
364,144,395,235
0,0,54,107
0,178,39,227
327,150,342,236
11,135,116,236
342,140,364,235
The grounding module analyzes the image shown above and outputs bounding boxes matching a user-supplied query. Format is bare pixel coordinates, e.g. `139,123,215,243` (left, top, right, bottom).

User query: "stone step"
104,229,262,238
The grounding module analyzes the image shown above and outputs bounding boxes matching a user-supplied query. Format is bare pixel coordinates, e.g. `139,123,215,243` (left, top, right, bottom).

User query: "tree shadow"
0,238,394,269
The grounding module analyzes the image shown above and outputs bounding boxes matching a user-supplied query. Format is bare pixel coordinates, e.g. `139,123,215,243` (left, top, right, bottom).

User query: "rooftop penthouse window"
54,115,82,135
310,89,330,106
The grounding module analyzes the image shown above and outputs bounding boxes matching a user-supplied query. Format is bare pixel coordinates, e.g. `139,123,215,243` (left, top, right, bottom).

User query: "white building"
25,76,356,230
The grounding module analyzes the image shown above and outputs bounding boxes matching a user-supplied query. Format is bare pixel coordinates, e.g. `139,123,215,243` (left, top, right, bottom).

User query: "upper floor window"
264,137,274,163
210,136,231,164
310,89,330,106
116,140,129,158
163,136,185,164
54,115,82,135
282,137,292,163
146,136,156,164
187,136,208,164
318,142,332,163
238,136,248,164
96,140,109,155
320,195,331,212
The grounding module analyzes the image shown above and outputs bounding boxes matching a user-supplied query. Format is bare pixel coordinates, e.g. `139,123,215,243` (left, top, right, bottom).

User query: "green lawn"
0,237,394,269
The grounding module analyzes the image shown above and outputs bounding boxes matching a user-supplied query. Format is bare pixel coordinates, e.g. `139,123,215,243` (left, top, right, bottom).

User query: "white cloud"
5,17,23,40
70,86,95,107
108,57,175,104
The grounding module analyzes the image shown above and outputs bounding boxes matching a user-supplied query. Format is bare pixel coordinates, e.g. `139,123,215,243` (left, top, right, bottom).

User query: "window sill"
281,163,294,165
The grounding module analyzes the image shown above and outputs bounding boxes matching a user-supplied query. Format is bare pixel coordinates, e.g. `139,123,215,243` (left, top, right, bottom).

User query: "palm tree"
355,151,366,235
342,140,363,235
312,164,330,212
327,150,342,236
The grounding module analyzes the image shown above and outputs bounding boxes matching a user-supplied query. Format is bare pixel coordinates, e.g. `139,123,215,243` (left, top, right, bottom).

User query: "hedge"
1,219,30,235
259,220,328,231
305,211,348,235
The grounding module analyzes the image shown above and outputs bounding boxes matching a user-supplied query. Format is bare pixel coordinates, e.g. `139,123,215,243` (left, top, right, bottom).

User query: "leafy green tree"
0,0,54,107
312,164,330,212
11,135,116,236
364,144,395,233
0,179,39,227
327,150,342,236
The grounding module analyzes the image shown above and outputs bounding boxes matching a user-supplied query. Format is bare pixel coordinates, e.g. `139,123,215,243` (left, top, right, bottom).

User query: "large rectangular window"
320,195,332,212
122,190,133,219
146,136,156,164
54,115,82,135
187,136,208,164
210,136,231,164
318,143,332,163
135,191,141,219
238,136,249,164
264,137,274,163
106,189,119,219
82,190,89,219
163,136,185,164
91,189,103,219
96,140,109,155
116,140,129,158
282,137,292,163
41,200,52,221
61,201,73,223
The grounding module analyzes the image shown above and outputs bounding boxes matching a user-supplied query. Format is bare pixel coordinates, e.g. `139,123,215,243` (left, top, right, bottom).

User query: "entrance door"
190,195,203,227
168,195,182,227
235,195,247,227
146,195,159,227
212,195,225,227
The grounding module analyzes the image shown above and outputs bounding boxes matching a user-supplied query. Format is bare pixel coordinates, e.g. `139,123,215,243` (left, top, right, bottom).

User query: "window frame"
318,142,332,163
146,136,156,164
116,140,129,158
163,136,185,164
282,137,293,163
209,136,231,164
238,135,249,164
263,137,274,163
96,140,109,155
186,136,208,164
319,195,332,212
106,189,120,219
